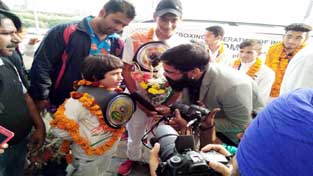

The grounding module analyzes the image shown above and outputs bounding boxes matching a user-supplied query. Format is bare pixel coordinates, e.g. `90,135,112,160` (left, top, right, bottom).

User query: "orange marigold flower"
50,80,125,163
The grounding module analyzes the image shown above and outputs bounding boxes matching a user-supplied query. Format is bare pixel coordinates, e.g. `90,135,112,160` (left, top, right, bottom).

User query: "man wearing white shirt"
232,39,275,103
119,0,188,174
280,43,313,95
204,25,232,65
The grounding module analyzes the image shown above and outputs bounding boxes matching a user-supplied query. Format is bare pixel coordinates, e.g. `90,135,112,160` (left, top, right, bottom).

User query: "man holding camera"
150,88,313,176
159,44,264,145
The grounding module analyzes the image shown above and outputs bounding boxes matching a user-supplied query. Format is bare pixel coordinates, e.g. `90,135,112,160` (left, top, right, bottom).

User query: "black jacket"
9,50,30,89
29,16,123,106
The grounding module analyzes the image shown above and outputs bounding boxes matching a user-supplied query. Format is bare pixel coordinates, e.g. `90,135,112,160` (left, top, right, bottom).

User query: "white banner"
122,22,284,60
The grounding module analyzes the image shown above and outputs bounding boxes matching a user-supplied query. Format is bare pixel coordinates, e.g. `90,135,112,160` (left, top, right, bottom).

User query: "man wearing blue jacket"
29,0,135,111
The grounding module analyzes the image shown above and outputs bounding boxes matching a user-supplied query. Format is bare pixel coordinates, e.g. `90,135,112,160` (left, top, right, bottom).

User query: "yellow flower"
139,81,148,89
216,43,225,63
151,83,160,89
148,88,166,95
157,89,165,94
147,88,159,95
233,58,262,78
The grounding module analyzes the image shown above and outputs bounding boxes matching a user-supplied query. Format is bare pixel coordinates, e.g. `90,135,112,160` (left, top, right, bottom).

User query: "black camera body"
170,102,210,122
160,150,225,176
152,125,228,176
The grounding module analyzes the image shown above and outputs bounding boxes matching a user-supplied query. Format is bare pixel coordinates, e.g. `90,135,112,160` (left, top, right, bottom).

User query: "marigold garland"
73,79,123,92
233,58,262,79
216,43,225,63
265,42,305,97
50,80,125,163
147,27,154,41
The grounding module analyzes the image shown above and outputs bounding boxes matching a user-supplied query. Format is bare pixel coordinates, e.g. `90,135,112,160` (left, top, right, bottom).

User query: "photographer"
150,88,313,176
158,44,264,145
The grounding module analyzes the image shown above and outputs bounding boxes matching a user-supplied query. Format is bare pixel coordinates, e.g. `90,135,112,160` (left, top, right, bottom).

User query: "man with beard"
265,23,311,101
150,88,313,176
29,0,136,111
0,10,45,176
159,44,264,145
119,0,188,174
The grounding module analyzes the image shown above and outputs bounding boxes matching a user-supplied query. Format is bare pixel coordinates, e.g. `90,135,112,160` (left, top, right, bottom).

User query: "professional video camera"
151,125,229,176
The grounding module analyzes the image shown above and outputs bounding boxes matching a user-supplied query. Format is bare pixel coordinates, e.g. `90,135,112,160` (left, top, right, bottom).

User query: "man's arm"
122,37,155,114
199,108,221,148
24,93,46,151
29,25,67,110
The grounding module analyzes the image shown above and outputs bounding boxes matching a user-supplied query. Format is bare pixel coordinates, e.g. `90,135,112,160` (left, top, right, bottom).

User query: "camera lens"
154,125,179,161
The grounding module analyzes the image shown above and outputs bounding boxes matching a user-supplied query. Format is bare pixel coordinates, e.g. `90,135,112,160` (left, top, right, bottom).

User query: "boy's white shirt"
237,60,275,103
207,43,233,66
51,98,118,161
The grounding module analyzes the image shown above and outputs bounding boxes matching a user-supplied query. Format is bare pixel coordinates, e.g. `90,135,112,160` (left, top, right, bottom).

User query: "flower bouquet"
132,41,173,107
24,112,67,176
132,70,172,106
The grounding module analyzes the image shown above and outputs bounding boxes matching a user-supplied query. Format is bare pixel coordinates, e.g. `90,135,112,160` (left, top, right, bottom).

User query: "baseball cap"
155,0,182,17
0,9,22,31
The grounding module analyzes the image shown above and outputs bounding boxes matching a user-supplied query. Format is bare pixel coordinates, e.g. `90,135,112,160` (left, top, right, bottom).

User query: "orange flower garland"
265,42,305,97
233,58,262,79
216,43,225,63
50,80,125,163
147,27,154,41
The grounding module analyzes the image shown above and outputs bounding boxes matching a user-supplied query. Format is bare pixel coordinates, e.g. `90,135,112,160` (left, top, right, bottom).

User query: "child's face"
239,46,260,63
99,68,123,89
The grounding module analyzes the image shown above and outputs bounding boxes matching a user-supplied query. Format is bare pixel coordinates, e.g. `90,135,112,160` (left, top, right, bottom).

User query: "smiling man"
120,0,189,174
232,39,275,103
29,0,135,111
265,23,312,100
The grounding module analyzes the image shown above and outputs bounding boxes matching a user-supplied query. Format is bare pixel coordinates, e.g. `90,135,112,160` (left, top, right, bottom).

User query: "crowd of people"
0,0,312,175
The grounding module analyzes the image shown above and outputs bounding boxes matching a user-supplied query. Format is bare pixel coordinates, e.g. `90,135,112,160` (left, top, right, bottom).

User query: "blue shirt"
86,16,120,55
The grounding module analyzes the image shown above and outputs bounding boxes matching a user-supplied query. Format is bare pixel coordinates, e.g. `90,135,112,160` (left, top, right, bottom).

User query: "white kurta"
207,44,233,66
122,29,189,161
280,45,313,95
51,98,118,176
237,61,275,103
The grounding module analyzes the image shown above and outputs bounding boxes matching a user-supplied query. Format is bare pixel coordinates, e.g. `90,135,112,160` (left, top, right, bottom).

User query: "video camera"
169,102,210,122
141,102,212,149
151,125,229,176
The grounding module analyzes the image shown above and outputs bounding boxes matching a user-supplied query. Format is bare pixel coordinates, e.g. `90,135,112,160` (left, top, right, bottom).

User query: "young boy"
232,39,275,103
50,54,128,176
